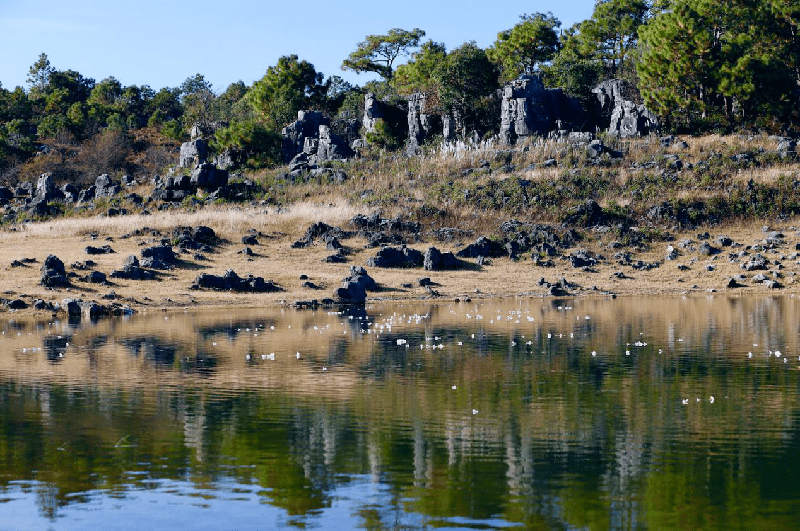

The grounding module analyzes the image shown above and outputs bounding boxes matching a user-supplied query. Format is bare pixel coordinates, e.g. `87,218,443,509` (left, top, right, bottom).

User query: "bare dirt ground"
1,204,798,317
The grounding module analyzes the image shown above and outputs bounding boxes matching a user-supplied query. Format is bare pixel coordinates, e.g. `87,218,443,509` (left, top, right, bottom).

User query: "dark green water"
1,294,799,530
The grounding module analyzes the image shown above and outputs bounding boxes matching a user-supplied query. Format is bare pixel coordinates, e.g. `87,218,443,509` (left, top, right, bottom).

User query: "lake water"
1,294,800,530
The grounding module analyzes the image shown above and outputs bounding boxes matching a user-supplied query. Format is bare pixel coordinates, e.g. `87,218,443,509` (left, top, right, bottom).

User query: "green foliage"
342,28,425,80
392,41,447,98
579,0,648,77
160,119,185,141
27,53,55,94
638,0,799,131
364,118,400,149
212,120,282,169
438,42,499,137
487,13,561,81
250,55,327,128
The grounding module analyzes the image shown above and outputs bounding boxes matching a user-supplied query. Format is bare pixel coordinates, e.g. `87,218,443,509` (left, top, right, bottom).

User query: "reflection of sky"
0,478,429,530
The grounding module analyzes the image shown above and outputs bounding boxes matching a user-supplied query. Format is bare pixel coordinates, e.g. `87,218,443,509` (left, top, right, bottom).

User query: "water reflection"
1,295,800,529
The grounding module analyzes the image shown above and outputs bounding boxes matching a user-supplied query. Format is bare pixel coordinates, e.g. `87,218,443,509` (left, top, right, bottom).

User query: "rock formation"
499,76,585,145
592,79,659,138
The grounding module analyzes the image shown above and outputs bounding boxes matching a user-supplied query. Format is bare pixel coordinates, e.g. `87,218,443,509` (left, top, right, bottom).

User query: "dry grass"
7,200,360,241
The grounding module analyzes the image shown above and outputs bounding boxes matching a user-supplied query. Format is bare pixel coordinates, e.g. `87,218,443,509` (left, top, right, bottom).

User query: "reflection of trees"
2,296,800,528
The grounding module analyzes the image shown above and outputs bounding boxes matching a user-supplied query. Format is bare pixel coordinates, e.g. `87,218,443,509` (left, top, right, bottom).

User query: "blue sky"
1,0,593,93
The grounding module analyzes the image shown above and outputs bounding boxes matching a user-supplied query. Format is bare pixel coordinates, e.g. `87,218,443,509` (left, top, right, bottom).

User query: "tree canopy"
250,55,328,128
487,13,561,81
342,28,426,80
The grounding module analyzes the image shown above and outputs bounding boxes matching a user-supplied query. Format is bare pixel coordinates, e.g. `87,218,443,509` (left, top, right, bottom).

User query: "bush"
212,120,281,169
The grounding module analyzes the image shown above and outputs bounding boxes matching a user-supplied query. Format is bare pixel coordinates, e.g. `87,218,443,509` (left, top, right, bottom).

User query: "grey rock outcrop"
407,92,441,154
608,100,659,138
315,125,354,162
35,173,64,202
367,246,424,268
592,79,659,138
500,76,586,145
179,138,208,168
95,174,122,199
282,110,328,162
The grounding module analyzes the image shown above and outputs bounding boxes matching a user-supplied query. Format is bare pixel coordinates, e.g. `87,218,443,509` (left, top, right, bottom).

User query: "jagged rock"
35,173,65,202
608,100,659,138
333,266,377,303
192,269,283,292
242,234,258,246
78,185,96,203
85,271,107,284
5,299,28,310
592,79,659,138
570,249,602,268
94,174,121,199
666,245,679,261
345,266,378,291
424,247,462,271
741,254,769,271
500,75,585,145
456,236,507,259
407,92,441,153
171,226,217,251
179,138,208,168
563,200,606,227
314,125,354,162
282,110,329,162
367,246,424,268
41,255,69,288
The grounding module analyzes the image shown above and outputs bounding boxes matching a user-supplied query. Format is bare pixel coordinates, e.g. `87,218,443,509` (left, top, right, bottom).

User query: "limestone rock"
179,138,208,168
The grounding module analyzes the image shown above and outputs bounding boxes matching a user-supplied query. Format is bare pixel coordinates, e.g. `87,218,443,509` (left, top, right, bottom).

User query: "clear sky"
1,0,594,93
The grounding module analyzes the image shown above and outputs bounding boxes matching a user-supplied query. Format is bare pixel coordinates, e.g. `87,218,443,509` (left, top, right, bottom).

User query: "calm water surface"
1,294,800,530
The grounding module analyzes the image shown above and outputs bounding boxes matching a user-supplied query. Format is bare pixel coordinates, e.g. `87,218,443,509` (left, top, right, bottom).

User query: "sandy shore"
0,211,798,316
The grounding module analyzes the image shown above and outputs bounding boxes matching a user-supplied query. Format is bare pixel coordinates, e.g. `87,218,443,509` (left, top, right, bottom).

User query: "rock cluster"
192,269,283,292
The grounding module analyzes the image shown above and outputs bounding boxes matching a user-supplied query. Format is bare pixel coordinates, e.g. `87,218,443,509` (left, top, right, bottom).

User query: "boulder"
40,255,69,288
608,100,659,138
35,173,65,202
192,269,283,293
367,246,424,268
179,138,208,168
190,163,228,190
456,236,507,259
424,247,461,271
109,255,155,280
140,245,176,269
345,266,377,291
